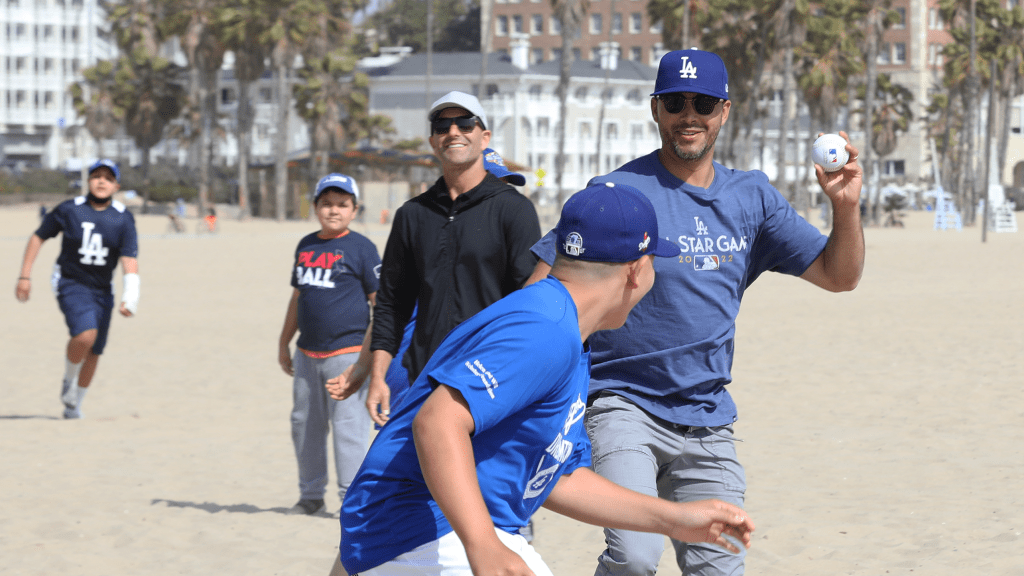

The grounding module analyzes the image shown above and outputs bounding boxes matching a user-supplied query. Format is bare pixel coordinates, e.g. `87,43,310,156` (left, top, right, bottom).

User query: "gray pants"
586,394,746,576
291,351,371,503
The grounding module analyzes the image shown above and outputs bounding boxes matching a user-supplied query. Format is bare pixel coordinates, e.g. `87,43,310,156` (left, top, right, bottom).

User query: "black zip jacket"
370,172,541,383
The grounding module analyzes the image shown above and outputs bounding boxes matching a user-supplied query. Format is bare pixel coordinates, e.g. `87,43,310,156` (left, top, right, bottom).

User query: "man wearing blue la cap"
326,182,754,576
528,48,865,575
15,159,139,419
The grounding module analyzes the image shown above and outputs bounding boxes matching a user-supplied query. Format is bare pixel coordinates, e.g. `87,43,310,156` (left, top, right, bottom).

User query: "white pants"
345,529,553,576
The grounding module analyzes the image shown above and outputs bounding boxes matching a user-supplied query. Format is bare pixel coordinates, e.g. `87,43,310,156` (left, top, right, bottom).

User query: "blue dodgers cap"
482,148,526,186
88,159,120,182
314,173,359,203
428,91,488,131
556,182,680,263
651,49,729,101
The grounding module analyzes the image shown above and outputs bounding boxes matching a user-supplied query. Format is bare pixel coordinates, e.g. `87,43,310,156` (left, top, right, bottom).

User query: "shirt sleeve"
370,206,418,356
119,212,139,258
34,205,63,240
360,238,382,296
502,195,541,291
747,184,828,284
425,315,575,435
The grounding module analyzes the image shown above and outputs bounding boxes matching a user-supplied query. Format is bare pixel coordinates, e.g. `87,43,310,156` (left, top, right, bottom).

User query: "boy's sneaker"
62,406,82,419
287,498,325,515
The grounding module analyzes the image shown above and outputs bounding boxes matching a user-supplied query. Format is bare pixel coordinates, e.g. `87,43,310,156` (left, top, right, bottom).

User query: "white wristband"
122,273,140,314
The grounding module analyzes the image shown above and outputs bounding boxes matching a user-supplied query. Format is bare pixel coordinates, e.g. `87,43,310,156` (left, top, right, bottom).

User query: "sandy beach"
2,203,1022,575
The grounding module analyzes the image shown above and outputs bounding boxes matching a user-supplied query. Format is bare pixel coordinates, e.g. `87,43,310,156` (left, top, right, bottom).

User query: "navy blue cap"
651,49,729,101
556,182,680,262
483,148,526,186
88,159,120,182
314,173,359,203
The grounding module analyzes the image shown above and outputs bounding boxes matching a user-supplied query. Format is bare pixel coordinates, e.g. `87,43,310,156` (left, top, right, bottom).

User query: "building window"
630,13,642,33
884,160,905,176
531,14,543,34
650,19,663,34
72,58,79,73
572,47,581,60
892,7,906,29
550,16,561,34
221,88,235,104
44,25,53,38
605,122,618,140
538,117,550,137
496,16,508,36
590,47,601,61
601,88,614,104
260,87,272,102
626,89,642,103
44,91,55,108
579,121,593,139
512,15,523,34
590,13,602,34
529,85,543,100
928,8,944,30
575,87,589,101
877,43,891,65
630,46,642,61
893,42,906,65
631,123,644,141
612,13,622,34
532,48,544,63
70,26,79,42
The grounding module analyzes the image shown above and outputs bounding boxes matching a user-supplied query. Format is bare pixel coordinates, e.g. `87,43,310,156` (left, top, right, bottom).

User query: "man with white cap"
331,91,541,429
327,182,755,576
528,48,864,575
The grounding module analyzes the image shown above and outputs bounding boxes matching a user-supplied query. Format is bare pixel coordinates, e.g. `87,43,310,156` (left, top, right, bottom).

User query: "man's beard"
669,124,720,161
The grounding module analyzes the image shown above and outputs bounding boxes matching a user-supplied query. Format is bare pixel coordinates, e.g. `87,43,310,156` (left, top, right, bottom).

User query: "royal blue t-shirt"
340,277,591,573
35,197,139,292
532,152,828,427
290,230,381,353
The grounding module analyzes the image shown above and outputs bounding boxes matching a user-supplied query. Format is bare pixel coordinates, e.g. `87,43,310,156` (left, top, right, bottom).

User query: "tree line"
71,0,1023,225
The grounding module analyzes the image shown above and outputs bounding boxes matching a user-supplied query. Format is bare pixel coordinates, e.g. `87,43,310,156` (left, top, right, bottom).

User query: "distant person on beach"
15,159,139,419
328,91,540,428
277,173,381,517
527,49,865,576
326,182,754,576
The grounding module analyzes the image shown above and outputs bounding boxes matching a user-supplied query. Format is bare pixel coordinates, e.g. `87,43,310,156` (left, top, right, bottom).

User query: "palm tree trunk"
274,47,290,221
864,7,878,225
776,47,792,200
555,10,575,205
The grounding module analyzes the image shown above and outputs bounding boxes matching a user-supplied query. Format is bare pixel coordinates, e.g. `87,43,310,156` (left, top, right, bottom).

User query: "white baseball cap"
428,91,488,131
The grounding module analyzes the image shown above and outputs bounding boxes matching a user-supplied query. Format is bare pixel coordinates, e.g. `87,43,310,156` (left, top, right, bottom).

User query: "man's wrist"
18,277,30,280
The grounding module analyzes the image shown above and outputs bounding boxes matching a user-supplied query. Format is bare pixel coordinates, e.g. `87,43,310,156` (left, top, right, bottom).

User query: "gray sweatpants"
291,351,371,503
586,393,747,576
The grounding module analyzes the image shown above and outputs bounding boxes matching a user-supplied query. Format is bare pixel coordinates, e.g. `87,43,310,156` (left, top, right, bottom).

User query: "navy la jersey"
290,230,381,353
36,197,139,291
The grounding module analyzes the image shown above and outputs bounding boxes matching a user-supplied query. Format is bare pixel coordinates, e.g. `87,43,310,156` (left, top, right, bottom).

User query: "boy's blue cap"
556,182,680,262
88,159,120,182
314,173,359,203
483,148,526,186
651,49,729,101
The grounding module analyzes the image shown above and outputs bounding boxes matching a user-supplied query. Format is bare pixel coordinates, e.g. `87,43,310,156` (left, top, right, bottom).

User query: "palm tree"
69,60,124,160
770,0,807,201
160,0,225,216
551,0,588,204
219,0,269,217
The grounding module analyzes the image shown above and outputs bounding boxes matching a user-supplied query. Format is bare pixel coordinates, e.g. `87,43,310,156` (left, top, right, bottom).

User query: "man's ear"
625,259,642,289
650,98,660,122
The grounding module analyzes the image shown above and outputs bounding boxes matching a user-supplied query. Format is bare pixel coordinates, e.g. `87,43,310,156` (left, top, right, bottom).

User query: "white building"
1,0,115,171
363,39,663,199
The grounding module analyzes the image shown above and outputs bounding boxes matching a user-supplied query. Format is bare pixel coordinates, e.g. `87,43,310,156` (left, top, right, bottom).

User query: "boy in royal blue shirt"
16,159,139,419
326,182,755,576
277,173,381,516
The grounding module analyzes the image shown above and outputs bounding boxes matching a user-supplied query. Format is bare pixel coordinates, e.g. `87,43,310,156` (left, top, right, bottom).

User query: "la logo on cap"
563,232,585,257
639,232,651,252
679,56,698,79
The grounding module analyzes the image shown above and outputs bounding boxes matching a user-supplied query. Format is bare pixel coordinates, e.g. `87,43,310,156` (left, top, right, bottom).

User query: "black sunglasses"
430,115,482,135
658,93,723,115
